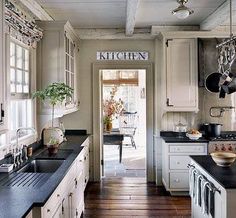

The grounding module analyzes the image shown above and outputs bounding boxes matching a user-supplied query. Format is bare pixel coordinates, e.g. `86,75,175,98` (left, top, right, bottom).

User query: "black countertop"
160,131,209,143
0,133,89,218
190,155,236,189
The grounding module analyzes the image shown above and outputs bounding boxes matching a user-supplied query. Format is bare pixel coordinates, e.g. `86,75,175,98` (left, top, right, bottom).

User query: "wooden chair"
119,112,138,149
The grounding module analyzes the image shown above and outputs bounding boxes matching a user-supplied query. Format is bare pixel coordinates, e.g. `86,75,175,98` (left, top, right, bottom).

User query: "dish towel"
208,183,215,218
201,179,209,215
195,174,203,206
189,168,197,198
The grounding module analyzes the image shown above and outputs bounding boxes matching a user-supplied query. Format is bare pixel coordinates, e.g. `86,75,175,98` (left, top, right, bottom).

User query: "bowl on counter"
210,152,236,167
186,132,202,140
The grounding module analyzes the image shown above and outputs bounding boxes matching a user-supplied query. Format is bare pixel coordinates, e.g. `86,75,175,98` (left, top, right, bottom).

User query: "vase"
106,121,112,132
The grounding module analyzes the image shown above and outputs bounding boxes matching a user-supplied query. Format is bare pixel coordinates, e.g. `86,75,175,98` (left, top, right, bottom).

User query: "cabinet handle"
0,103,4,123
62,198,65,215
166,98,174,107
75,178,78,187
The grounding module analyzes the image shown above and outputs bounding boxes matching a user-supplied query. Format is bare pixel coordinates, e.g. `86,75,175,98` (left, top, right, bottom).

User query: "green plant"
48,137,59,146
33,82,74,127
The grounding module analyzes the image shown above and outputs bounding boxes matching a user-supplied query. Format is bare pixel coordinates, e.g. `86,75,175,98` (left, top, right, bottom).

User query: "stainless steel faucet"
12,127,37,167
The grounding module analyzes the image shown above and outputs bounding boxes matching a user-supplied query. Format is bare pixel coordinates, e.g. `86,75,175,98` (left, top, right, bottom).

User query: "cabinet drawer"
169,172,189,189
169,155,190,170
169,145,205,153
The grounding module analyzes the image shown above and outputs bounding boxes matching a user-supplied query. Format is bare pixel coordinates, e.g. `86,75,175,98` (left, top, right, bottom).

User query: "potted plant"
47,137,60,154
103,86,124,132
33,82,74,153
33,82,74,127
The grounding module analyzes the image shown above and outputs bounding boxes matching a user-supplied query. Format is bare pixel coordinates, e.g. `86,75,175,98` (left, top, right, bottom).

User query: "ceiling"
35,0,229,29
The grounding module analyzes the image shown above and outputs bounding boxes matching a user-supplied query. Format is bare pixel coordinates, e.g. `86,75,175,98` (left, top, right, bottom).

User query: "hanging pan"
205,72,222,93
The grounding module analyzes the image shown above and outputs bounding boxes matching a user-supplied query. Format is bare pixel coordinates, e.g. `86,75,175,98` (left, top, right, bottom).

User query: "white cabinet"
162,141,207,194
0,1,6,132
32,138,90,218
164,38,198,112
36,21,79,118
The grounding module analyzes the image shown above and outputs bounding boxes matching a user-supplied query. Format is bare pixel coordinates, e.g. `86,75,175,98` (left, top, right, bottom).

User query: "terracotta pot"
47,143,59,154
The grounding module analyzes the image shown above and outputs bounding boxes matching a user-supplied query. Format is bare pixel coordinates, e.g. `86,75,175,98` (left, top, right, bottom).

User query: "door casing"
92,61,154,182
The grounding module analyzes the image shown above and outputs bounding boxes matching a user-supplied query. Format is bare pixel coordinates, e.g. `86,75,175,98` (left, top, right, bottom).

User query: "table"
103,131,124,163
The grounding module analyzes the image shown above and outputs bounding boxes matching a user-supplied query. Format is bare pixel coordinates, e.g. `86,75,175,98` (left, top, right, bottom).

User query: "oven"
208,133,236,153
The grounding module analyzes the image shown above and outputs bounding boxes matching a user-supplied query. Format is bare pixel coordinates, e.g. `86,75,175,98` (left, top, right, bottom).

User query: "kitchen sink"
18,159,65,173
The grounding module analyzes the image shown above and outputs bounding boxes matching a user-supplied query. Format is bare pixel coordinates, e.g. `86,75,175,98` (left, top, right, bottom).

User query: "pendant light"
172,0,194,19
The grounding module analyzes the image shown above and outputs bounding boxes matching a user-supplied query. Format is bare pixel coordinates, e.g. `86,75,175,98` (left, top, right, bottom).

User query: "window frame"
7,37,37,145
10,40,31,99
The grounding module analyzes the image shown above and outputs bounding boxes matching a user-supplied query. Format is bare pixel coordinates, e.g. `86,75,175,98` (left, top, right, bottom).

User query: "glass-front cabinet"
36,21,79,118
65,33,76,108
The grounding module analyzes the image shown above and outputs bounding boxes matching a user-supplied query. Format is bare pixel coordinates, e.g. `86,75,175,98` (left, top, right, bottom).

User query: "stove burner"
211,134,236,141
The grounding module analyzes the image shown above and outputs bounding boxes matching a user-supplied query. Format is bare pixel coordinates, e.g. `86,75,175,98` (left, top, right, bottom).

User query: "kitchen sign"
97,51,148,61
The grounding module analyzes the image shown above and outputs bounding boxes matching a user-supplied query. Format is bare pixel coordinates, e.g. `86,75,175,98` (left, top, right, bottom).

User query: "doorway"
102,69,146,178
92,62,153,182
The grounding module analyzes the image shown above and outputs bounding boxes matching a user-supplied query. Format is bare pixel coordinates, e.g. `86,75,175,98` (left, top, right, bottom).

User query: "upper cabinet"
0,1,6,132
36,21,79,117
163,38,198,112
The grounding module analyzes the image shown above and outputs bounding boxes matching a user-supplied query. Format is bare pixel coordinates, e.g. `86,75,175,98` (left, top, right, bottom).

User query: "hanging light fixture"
172,0,194,19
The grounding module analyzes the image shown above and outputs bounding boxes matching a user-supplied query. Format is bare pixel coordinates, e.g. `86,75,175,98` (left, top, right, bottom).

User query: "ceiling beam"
17,0,53,21
75,28,154,40
200,0,236,31
125,0,140,36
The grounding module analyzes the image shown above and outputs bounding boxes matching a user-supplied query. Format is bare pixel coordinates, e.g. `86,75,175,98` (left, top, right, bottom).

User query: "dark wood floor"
83,178,191,218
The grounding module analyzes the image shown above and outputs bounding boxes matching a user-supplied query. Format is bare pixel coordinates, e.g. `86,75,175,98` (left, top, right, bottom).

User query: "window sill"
11,133,37,147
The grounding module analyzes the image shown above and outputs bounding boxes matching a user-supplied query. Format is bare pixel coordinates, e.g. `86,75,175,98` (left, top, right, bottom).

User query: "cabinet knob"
176,161,180,164
174,179,180,183
57,194,60,197
47,209,50,213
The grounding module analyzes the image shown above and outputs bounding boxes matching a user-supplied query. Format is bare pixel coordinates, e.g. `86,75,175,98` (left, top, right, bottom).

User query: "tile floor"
104,143,146,178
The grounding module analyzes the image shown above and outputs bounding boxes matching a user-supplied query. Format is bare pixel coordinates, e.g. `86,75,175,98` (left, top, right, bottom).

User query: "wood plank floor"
83,178,191,218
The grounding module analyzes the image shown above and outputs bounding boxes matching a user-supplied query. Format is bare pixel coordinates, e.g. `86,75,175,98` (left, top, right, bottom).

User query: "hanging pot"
221,77,236,94
205,72,222,93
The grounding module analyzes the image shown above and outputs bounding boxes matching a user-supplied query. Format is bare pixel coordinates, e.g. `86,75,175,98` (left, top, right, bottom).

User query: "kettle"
42,127,64,146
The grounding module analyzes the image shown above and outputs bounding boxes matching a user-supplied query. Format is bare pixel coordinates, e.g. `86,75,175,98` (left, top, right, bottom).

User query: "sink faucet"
13,127,37,167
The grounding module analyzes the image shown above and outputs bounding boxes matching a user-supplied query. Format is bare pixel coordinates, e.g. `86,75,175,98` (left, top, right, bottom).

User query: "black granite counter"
0,132,89,218
160,131,209,143
190,155,236,189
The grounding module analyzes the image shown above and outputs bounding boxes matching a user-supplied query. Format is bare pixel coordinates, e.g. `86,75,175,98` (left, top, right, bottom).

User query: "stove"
208,133,236,153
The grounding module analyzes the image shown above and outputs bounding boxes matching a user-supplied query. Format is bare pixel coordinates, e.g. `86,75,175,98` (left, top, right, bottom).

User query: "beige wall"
61,39,156,134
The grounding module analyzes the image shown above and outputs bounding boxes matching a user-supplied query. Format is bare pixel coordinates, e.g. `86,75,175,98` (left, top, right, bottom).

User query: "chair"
119,112,138,149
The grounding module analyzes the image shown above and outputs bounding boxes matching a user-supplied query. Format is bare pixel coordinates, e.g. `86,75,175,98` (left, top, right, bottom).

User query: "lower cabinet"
162,141,207,194
31,138,90,218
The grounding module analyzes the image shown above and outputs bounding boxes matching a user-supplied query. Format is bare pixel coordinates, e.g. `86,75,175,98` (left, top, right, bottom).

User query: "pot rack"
216,0,236,97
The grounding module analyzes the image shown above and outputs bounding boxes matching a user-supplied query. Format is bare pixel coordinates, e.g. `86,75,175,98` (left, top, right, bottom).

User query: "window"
65,34,75,105
9,41,33,141
10,42,30,95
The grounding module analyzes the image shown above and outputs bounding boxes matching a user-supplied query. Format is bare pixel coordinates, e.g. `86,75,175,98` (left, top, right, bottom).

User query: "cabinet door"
166,38,198,111
74,171,84,217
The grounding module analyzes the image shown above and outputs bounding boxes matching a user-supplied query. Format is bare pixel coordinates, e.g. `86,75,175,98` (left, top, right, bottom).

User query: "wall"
61,39,156,133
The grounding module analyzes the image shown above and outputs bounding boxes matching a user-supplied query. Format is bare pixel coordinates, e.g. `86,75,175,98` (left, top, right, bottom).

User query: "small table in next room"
103,131,124,163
